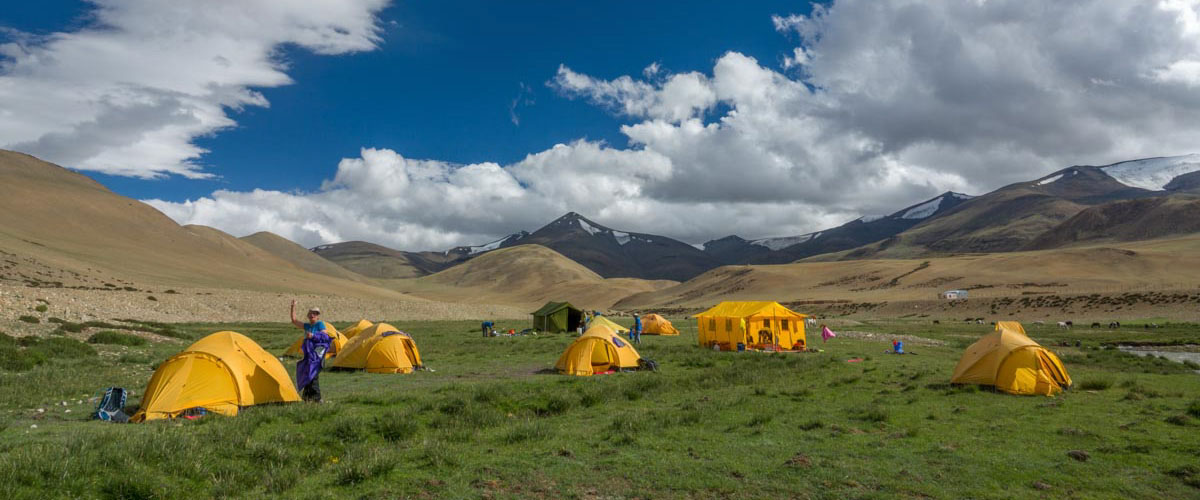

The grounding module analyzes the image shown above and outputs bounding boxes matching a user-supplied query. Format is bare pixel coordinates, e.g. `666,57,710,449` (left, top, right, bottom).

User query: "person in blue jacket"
291,300,331,402
632,313,643,344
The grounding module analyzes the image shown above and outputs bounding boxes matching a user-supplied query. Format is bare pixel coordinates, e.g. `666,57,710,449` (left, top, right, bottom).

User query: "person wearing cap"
290,299,331,402
631,313,642,345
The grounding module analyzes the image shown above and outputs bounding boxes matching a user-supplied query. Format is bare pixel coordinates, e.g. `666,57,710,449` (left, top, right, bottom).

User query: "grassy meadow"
0,317,1199,499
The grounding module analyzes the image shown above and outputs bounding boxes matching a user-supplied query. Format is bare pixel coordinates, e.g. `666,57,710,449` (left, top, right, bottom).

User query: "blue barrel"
737,342,746,352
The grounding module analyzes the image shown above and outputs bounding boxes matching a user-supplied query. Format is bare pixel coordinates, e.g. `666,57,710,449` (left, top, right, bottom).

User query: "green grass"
87,331,148,347
0,318,1197,498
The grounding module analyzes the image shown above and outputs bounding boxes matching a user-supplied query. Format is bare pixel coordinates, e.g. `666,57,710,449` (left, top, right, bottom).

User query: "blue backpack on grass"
93,387,129,423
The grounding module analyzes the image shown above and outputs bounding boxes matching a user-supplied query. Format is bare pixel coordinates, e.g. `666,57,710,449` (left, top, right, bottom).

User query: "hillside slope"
392,244,676,309
241,231,376,283
0,150,411,299
618,236,1200,310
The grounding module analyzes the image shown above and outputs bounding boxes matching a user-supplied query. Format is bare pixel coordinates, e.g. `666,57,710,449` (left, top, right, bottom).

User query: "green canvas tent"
532,301,584,333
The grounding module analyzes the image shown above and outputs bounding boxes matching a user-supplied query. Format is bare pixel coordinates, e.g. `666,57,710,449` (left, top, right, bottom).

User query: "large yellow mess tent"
951,322,1072,396
641,314,679,335
331,322,423,373
282,322,347,358
589,315,628,333
555,325,641,376
341,319,374,339
131,331,300,422
694,301,808,351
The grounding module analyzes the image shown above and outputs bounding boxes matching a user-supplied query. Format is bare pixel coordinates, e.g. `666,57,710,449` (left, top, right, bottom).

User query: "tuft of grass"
18,316,39,324
1187,400,1200,419
374,412,420,442
147,296,157,301
88,331,147,346
34,305,48,313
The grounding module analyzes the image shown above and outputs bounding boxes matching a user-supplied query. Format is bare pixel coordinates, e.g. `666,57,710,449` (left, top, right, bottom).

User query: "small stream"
1117,346,1200,373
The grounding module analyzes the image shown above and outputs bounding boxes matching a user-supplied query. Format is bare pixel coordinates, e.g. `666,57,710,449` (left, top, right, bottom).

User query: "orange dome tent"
951,322,1072,396
555,325,642,376
331,322,423,373
640,314,679,335
132,331,300,422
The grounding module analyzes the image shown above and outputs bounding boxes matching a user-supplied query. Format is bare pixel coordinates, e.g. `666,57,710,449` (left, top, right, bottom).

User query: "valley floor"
1,317,1198,499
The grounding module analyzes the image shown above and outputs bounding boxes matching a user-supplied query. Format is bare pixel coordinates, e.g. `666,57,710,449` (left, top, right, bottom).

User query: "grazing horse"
1090,322,1101,328
933,320,940,324
1108,321,1120,329
1057,321,1071,329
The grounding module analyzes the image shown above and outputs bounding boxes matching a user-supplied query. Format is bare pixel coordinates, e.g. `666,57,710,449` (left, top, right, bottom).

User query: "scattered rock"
1066,450,1090,462
30,424,37,429
1032,481,1052,490
36,408,44,413
784,453,813,468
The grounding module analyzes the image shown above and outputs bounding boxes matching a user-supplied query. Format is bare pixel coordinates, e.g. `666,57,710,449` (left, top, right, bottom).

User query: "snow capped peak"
1101,154,1200,191
946,192,975,200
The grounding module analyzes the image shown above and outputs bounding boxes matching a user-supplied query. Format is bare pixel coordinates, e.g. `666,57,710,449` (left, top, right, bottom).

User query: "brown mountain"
1028,195,1200,250
240,231,375,283
395,244,676,309
0,149,407,299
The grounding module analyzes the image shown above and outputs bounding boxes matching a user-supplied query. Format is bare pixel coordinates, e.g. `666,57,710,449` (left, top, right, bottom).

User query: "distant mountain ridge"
838,154,1200,259
701,192,975,265
309,153,1200,281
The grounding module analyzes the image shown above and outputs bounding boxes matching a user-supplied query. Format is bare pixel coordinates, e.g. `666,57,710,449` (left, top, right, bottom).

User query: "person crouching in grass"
290,300,331,402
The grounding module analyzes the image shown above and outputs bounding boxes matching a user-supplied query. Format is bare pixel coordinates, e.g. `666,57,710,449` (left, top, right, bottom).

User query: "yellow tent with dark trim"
341,319,374,339
951,322,1072,396
131,331,300,422
282,322,347,358
331,322,423,373
693,301,808,351
555,325,641,376
589,315,628,334
641,314,679,335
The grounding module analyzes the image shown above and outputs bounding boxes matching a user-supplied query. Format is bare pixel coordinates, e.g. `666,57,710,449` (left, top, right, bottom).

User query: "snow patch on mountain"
948,192,975,200
750,233,816,250
858,215,885,223
1102,154,1200,191
901,197,944,219
1036,173,1064,186
311,244,334,252
577,218,603,235
612,230,631,245
467,236,507,255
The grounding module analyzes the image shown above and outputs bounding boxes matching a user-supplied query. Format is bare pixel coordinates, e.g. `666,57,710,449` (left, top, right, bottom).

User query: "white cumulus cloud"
102,0,1200,249
0,0,388,178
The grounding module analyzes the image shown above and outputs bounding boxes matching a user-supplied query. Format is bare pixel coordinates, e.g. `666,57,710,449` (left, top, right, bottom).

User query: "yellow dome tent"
641,314,679,335
341,319,374,339
282,322,347,358
589,315,628,334
555,325,641,376
951,322,1072,396
331,322,423,373
694,301,808,351
131,331,300,422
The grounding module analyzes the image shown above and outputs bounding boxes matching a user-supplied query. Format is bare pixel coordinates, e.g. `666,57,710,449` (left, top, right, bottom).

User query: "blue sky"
3,1,1199,250
4,1,807,202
